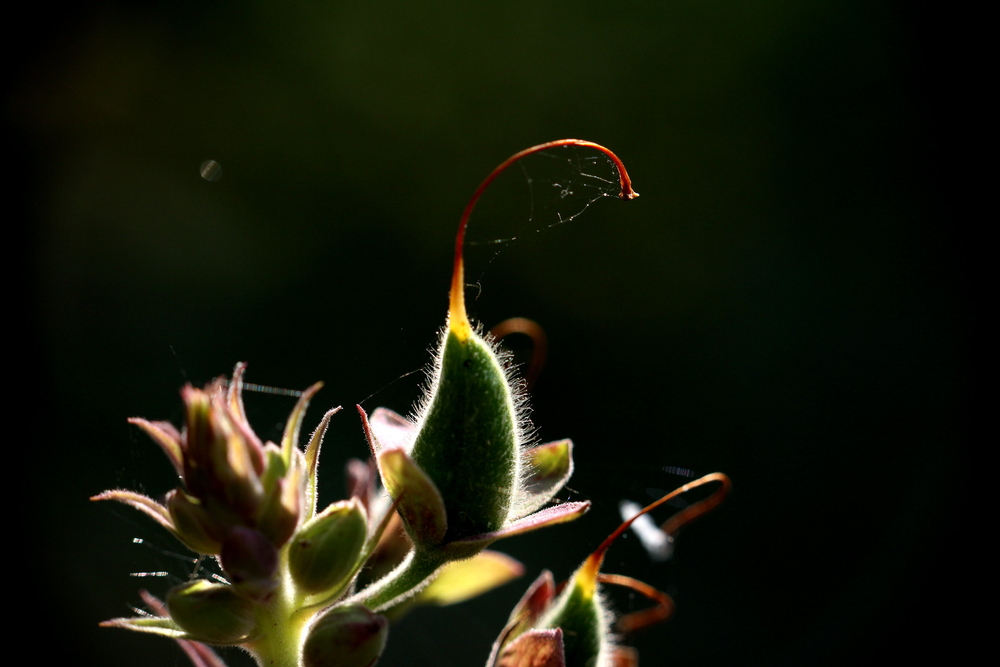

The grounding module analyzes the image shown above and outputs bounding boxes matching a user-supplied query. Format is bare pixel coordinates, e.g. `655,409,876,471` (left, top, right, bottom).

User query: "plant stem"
244,553,312,667
351,549,443,613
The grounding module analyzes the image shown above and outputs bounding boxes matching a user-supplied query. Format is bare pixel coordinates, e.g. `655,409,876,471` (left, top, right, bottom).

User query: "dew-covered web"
124,536,228,588
461,144,626,286
118,536,258,664
519,145,623,230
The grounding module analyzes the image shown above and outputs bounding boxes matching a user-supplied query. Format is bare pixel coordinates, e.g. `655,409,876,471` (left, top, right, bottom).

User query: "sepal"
256,448,305,547
359,406,448,548
98,615,189,640
127,418,184,477
304,407,342,520
503,570,557,643
377,448,448,547
416,550,523,607
90,490,176,537
279,381,324,465
495,628,566,667
445,501,590,558
165,489,224,554
514,440,575,517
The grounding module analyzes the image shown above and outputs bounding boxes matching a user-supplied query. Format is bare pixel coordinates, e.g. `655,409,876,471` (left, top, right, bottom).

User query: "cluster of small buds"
95,140,727,667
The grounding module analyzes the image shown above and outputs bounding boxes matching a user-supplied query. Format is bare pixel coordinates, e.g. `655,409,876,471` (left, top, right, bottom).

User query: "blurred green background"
11,1,965,666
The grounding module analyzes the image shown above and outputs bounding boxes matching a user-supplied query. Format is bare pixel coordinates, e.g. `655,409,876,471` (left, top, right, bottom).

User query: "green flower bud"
289,498,368,595
403,141,635,550
166,580,256,645
302,604,388,667
410,324,520,543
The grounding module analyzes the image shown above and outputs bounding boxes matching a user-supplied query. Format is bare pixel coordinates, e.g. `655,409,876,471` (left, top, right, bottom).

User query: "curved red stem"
597,573,675,634
449,140,638,340
489,317,549,390
585,472,731,574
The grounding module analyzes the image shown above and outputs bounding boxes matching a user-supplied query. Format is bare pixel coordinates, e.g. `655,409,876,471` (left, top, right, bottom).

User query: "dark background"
11,2,967,666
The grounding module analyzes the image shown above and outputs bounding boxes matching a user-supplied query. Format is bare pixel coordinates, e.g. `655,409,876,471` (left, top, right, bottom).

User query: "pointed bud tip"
576,552,602,600
448,269,473,343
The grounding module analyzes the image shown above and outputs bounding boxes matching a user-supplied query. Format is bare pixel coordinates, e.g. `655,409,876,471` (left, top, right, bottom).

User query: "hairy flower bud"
409,325,520,543
354,141,637,612
289,498,368,596
166,580,256,645
302,604,388,667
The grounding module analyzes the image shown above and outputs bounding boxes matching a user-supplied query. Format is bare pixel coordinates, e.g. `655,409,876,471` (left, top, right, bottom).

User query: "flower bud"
409,325,520,544
165,488,224,554
302,604,388,667
181,383,264,517
397,140,637,550
255,446,305,548
220,526,279,600
289,498,368,595
166,580,256,645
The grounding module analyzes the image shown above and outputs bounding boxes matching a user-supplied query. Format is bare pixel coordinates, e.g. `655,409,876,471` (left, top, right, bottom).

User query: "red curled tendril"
449,140,638,341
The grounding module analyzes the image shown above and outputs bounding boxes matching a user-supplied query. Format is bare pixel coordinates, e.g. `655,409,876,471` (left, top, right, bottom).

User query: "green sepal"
259,444,287,495
304,407,341,521
166,580,257,645
279,381,324,466
416,550,523,606
410,329,519,543
98,615,189,639
302,603,388,667
517,440,574,515
378,448,448,547
289,498,368,595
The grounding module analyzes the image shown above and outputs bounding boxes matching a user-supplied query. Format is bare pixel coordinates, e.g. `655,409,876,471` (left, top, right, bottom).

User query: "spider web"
461,144,627,289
